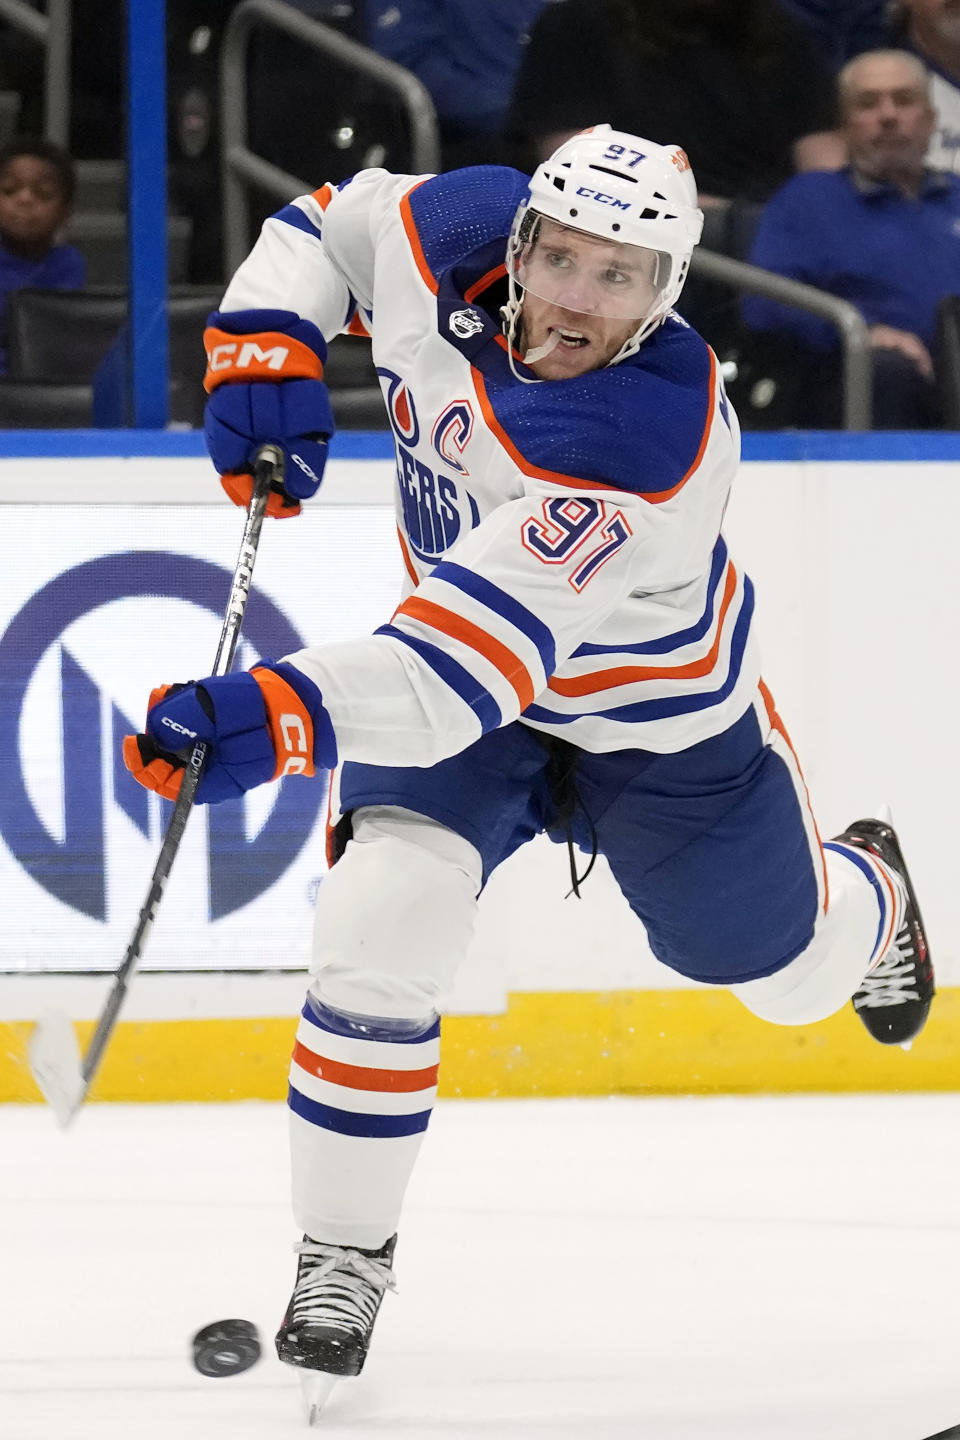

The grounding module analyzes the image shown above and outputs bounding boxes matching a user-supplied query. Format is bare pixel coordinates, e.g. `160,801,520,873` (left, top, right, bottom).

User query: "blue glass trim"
739,431,960,462
0,430,395,459
273,203,323,239
126,0,169,427
572,538,728,658
430,561,557,673
287,1085,433,1138
376,623,503,731
5,431,960,461
302,995,440,1044
823,841,887,958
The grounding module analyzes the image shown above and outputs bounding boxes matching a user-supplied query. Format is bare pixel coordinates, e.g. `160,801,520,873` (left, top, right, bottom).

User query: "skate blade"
28,1011,85,1128
300,1371,338,1426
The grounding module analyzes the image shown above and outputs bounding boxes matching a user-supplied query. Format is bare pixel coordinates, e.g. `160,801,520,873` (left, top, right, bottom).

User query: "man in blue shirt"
743,48,960,427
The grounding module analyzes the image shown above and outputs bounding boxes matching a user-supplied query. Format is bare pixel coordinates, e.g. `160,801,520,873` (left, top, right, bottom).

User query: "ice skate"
838,814,934,1046
275,1234,397,1417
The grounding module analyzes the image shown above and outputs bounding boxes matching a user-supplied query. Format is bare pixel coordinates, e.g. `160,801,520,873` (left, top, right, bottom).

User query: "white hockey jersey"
220,165,760,769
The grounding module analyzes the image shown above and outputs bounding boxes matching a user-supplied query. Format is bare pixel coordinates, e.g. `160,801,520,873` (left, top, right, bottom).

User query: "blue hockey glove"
203,308,336,518
122,662,338,805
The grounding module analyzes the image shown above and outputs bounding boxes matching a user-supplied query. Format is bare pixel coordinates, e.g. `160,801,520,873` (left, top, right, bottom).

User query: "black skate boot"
838,816,934,1046
275,1234,397,1378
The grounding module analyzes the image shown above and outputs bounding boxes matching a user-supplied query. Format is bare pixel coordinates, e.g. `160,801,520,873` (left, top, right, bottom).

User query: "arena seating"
1,286,385,429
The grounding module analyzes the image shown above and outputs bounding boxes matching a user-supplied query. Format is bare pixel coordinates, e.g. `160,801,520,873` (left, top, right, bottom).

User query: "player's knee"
310,806,482,1020
730,929,856,1026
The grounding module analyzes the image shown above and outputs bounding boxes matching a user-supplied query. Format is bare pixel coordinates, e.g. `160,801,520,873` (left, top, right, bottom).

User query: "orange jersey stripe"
396,526,421,587
475,344,718,502
396,594,535,709
324,769,338,869
758,677,829,913
637,347,717,504
347,311,372,338
312,183,334,210
465,263,506,302
472,368,617,492
547,562,737,697
293,1040,439,1092
399,182,436,294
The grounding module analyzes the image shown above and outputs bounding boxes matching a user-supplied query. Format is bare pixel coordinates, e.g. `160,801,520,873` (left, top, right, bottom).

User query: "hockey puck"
192,1318,262,1377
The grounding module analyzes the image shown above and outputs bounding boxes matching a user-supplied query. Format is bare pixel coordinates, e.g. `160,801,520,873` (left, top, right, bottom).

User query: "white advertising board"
2,454,958,997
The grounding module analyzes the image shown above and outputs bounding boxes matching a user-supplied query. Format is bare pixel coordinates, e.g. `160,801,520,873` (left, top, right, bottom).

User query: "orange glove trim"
219,471,302,518
203,328,325,393
251,667,317,781
122,734,185,801
148,683,174,711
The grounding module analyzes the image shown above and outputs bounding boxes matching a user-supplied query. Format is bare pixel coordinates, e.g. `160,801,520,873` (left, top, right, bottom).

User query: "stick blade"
29,1012,86,1128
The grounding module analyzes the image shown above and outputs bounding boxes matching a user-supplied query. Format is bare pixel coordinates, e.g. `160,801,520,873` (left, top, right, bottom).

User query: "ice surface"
2,1094,960,1439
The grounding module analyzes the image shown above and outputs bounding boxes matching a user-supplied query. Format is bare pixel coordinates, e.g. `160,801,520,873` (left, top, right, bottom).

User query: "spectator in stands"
743,50,960,428
505,0,841,205
364,0,554,169
886,0,960,171
0,138,84,374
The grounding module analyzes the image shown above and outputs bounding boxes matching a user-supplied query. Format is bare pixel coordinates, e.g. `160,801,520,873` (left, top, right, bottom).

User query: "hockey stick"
28,444,283,1128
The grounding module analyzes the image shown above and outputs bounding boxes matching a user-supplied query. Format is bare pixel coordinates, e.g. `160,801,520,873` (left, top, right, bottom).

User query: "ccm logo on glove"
160,716,198,738
207,340,292,374
279,713,309,775
204,331,321,387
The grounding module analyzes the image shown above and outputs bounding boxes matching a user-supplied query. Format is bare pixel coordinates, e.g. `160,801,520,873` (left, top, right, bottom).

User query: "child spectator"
0,137,85,373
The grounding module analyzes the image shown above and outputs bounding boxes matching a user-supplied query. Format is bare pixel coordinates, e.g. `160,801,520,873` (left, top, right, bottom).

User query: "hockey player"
124,127,933,1391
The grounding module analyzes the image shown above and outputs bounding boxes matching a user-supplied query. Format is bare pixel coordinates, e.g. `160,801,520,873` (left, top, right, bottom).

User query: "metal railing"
691,248,873,430
0,0,70,146
220,0,440,275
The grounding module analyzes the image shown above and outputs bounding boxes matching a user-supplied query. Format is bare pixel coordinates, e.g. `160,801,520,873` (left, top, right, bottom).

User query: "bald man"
744,50,960,427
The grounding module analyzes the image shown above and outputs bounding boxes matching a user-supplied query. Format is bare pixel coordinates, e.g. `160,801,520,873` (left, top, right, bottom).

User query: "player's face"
517,221,659,378
842,55,935,178
0,155,69,252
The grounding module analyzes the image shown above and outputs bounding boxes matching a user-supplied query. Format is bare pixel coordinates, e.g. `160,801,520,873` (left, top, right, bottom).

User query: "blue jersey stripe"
288,1084,433,1138
430,561,557,673
524,579,754,726
823,842,887,958
273,203,323,239
376,623,503,731
572,539,728,658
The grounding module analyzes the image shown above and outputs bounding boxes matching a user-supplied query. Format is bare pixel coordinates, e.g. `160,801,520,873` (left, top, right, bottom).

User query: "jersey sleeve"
219,168,427,339
282,480,709,769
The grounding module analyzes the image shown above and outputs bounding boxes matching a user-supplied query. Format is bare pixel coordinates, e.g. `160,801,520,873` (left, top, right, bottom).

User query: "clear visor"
510,211,672,321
